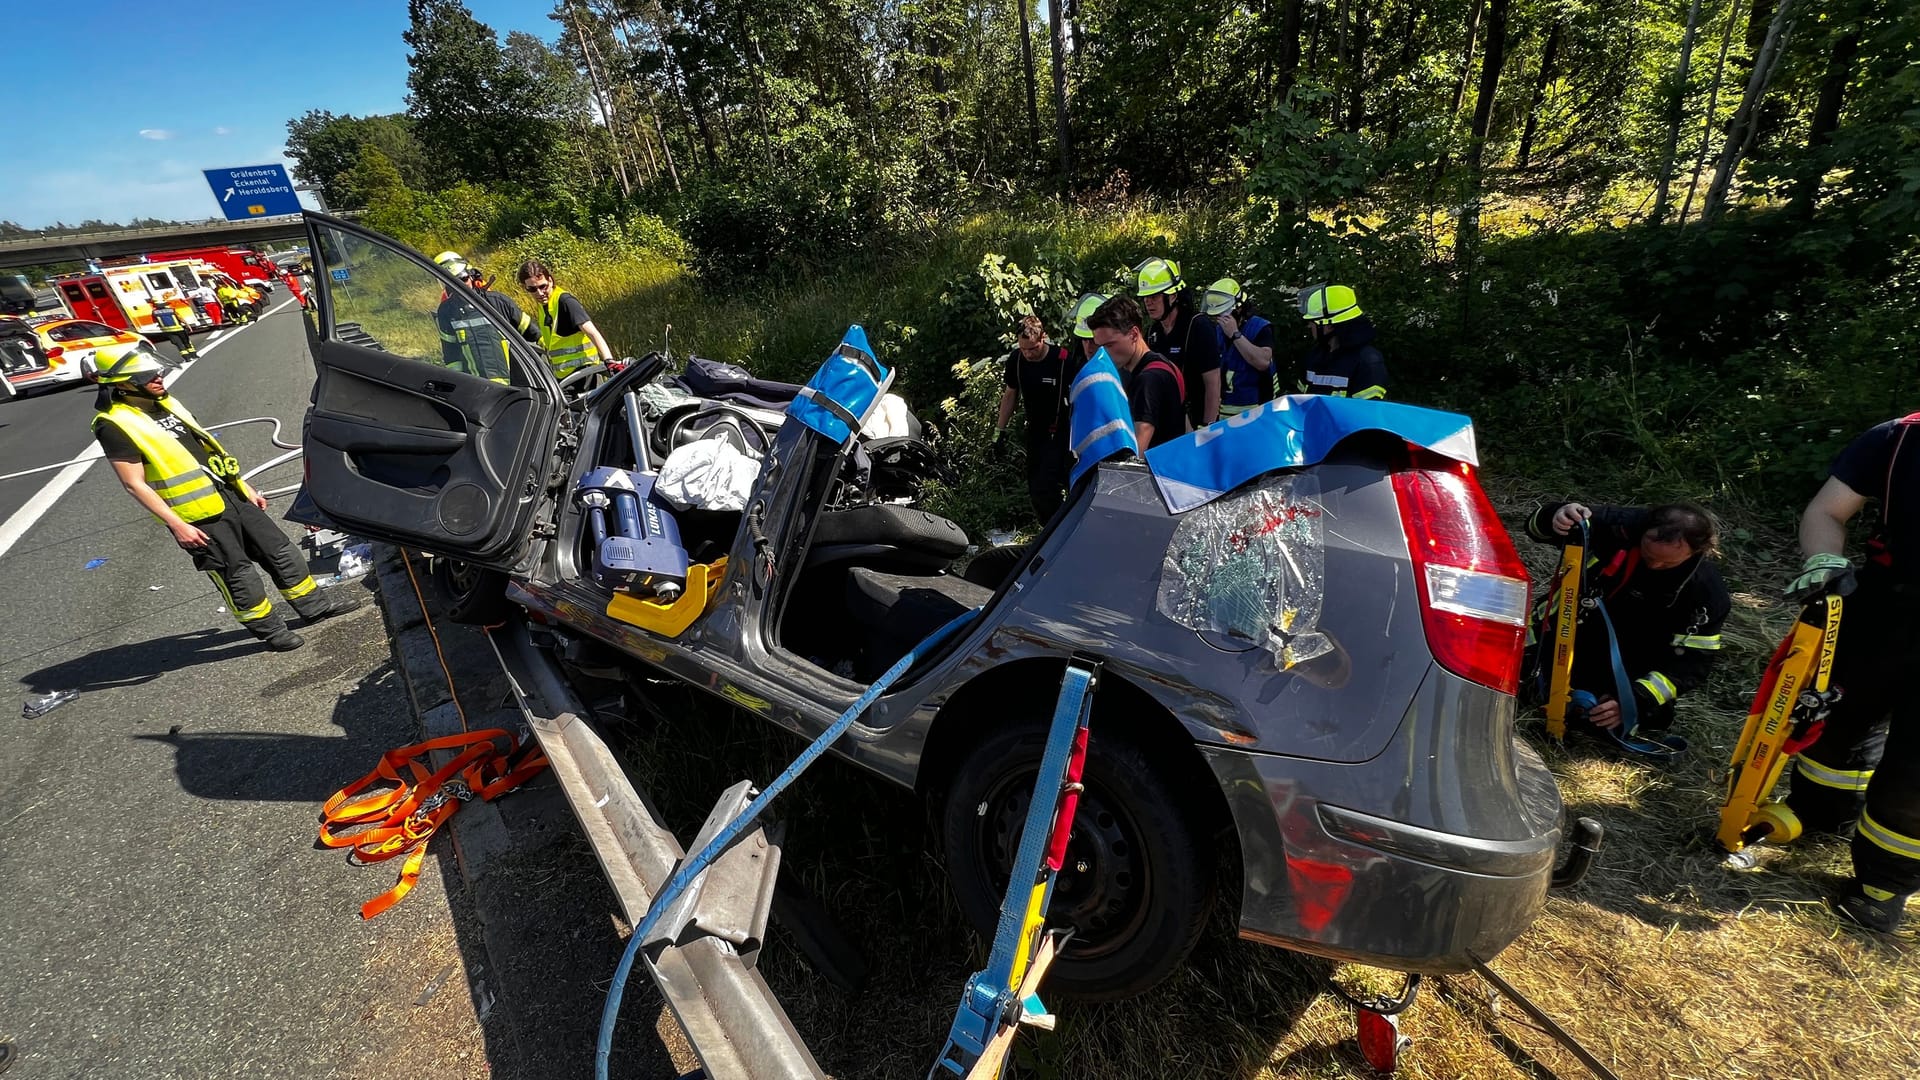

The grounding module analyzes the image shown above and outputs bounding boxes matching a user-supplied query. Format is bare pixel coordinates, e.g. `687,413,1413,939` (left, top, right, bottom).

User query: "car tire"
939,722,1215,1001
430,557,514,625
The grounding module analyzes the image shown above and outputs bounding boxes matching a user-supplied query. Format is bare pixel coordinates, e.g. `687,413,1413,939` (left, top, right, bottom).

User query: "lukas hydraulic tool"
1717,593,1843,865
575,466,689,602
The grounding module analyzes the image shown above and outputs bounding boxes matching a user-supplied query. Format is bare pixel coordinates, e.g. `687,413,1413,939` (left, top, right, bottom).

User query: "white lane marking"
0,304,297,560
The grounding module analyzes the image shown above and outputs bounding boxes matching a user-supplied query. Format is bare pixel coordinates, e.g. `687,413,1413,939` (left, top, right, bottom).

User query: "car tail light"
45,346,63,358
1390,448,1530,695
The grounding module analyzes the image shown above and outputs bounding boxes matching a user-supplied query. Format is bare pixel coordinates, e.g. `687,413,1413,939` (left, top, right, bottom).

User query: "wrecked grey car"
291,212,1569,999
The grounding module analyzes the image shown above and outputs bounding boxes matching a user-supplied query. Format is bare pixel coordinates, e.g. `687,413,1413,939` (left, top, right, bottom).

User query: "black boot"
290,587,361,624
1833,882,1907,934
246,612,306,652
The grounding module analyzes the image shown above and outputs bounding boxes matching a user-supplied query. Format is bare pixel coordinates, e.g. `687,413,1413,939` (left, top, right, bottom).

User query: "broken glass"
1157,474,1331,669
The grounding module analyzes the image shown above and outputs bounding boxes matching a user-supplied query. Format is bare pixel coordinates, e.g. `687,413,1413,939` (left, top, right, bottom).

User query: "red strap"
319,729,549,918
1142,358,1186,403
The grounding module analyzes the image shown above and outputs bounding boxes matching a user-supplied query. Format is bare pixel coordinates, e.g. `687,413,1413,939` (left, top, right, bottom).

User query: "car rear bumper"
5,366,80,390
1204,671,1562,972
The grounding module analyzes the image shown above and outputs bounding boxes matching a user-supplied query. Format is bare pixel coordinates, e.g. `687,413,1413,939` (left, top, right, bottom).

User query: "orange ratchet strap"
319,729,549,918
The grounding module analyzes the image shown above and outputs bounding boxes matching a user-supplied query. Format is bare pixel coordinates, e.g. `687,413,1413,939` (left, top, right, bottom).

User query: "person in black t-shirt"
1133,257,1221,428
993,315,1078,520
1783,414,1920,934
1086,295,1186,449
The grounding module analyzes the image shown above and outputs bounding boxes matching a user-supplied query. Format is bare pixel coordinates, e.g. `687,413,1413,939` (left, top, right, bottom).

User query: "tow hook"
1550,817,1605,890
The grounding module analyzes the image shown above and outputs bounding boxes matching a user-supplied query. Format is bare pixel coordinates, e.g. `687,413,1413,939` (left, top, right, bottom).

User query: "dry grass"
589,477,1917,1079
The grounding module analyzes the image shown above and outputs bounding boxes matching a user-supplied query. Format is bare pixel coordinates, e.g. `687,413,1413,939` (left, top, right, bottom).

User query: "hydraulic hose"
594,607,981,1080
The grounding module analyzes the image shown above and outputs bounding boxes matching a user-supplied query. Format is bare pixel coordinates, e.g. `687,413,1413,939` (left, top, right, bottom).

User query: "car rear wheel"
430,557,514,625
939,722,1215,1001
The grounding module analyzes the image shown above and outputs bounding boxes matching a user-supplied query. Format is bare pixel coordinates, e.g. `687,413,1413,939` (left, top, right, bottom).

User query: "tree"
1455,0,1512,261
284,111,430,209
403,0,549,187
1651,0,1707,221
1701,0,1797,221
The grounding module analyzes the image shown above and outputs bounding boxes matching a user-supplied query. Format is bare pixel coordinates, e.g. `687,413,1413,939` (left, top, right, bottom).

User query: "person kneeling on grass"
1521,500,1731,737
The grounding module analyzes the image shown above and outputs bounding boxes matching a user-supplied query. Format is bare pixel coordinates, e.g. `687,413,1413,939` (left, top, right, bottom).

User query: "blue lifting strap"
930,661,1099,1080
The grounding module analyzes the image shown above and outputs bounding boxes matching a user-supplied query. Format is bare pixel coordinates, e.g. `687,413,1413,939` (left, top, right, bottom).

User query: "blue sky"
0,1,557,228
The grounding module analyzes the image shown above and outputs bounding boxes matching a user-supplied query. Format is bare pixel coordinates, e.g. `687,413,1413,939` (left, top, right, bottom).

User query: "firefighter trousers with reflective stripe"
189,499,323,639
1785,577,1920,894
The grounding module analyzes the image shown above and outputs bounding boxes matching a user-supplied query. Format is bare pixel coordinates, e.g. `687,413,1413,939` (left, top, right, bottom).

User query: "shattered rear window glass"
1157,474,1331,668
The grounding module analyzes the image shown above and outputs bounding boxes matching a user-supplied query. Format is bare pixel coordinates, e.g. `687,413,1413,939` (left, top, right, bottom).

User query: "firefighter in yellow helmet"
91,344,356,652
1295,283,1388,400
1134,257,1221,427
1069,292,1106,361
433,251,539,382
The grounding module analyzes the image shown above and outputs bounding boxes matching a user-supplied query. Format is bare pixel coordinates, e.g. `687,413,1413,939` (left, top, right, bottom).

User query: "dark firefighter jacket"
1526,502,1732,710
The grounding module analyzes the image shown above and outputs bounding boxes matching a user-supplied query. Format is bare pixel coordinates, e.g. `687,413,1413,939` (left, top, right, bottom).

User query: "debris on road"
83,557,108,570
325,543,372,585
22,689,77,718
415,962,458,1007
149,584,165,591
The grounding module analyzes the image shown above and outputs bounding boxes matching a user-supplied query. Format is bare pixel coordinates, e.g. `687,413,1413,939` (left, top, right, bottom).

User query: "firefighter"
1783,415,1920,933
517,258,614,384
1069,292,1106,361
1203,279,1274,417
1133,258,1222,428
433,251,539,382
1523,501,1731,736
1296,284,1388,400
1085,295,1187,450
143,295,196,358
214,278,245,324
90,344,355,652
993,314,1077,521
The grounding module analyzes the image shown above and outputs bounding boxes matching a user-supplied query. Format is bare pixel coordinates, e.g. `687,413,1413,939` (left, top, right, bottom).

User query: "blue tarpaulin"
1143,395,1478,513
788,325,891,444
1066,350,1139,488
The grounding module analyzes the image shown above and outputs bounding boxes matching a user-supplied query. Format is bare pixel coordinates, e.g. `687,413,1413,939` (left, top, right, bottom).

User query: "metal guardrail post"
486,620,826,1080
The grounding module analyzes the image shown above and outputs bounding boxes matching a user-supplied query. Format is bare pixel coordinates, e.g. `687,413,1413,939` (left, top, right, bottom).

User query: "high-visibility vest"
153,302,182,330
93,396,247,523
216,284,237,305
538,288,600,378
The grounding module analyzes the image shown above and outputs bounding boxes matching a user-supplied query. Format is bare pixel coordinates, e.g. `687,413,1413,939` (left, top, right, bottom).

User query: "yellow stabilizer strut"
1716,594,1841,854
1543,539,1584,741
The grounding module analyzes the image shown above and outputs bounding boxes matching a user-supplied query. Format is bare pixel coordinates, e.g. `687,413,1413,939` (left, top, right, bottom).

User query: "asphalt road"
0,304,492,1078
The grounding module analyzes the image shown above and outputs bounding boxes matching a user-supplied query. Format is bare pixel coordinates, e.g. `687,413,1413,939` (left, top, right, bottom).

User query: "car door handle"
422,379,457,393
311,414,469,454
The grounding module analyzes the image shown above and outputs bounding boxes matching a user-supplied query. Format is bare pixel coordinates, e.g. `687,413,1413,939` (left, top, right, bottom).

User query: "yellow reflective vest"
538,288,600,378
93,396,250,523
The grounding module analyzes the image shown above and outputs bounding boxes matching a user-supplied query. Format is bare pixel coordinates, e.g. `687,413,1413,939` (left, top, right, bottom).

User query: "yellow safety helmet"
433,250,473,279
1133,257,1183,298
94,342,176,386
1201,278,1243,318
1070,292,1108,339
1297,283,1362,325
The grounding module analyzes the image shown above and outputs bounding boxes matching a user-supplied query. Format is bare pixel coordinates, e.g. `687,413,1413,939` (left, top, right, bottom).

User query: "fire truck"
51,262,214,337
131,246,306,306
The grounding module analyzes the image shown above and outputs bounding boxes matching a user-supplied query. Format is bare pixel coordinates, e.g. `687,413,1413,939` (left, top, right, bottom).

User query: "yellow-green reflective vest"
538,288,600,377
93,396,245,523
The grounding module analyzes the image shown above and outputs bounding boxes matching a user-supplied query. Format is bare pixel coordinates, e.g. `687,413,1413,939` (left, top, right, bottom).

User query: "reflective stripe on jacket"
93,396,241,523
539,288,600,377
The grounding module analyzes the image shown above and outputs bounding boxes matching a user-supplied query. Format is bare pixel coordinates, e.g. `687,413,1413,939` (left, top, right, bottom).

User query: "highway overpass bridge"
0,213,356,268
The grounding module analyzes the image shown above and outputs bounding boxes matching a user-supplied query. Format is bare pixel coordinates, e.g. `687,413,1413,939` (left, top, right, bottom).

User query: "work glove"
1785,552,1856,605
990,429,1009,461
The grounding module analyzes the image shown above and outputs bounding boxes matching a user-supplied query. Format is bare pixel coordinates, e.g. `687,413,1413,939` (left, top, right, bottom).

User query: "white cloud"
213,126,232,136
139,128,175,141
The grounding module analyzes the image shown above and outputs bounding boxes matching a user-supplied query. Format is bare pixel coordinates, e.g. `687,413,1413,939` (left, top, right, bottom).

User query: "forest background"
277,2,1920,1077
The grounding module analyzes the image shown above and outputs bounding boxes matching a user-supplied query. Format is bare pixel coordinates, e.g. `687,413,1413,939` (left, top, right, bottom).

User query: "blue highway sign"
331,268,350,283
203,164,303,221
